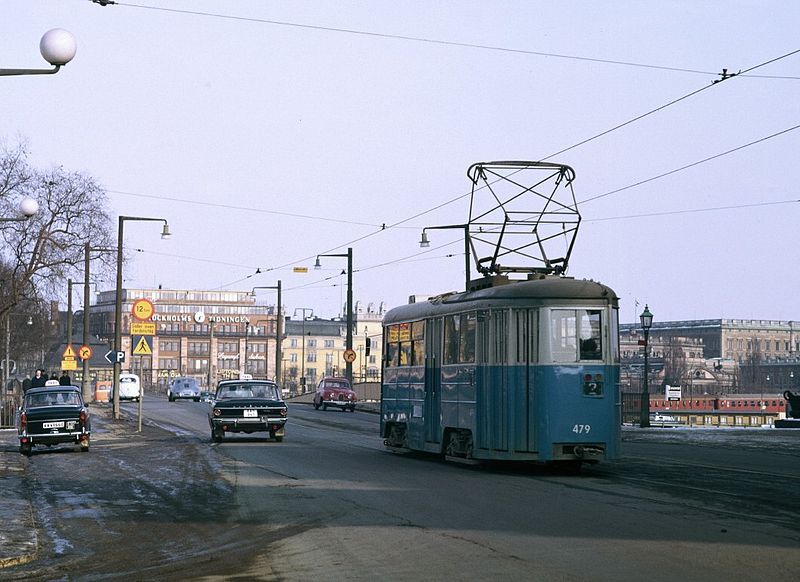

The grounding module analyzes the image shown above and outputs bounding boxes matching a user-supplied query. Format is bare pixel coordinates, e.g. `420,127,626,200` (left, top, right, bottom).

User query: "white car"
112,373,141,402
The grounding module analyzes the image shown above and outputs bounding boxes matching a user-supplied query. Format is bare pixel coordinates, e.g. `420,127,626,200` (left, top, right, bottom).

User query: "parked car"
17,385,91,456
110,373,141,402
208,380,287,443
313,377,357,412
167,376,201,402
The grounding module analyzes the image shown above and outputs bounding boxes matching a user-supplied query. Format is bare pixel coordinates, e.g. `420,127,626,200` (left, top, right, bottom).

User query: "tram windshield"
549,309,603,362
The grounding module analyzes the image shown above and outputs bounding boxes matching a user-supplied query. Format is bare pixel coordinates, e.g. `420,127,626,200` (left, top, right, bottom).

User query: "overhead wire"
99,1,800,78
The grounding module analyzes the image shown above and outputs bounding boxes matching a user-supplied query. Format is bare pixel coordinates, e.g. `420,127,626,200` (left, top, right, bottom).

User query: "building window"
158,358,178,370
289,353,298,363
307,339,317,348
159,340,179,352
324,339,334,348
188,342,210,356
290,338,298,348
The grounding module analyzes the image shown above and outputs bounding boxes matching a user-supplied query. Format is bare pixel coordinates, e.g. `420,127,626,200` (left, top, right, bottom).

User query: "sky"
2,1,799,325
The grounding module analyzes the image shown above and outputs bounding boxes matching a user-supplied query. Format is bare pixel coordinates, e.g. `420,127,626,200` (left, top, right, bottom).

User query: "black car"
208,380,287,443
17,385,91,456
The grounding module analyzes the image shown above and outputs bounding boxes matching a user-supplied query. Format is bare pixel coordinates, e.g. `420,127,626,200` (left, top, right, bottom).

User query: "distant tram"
380,275,621,467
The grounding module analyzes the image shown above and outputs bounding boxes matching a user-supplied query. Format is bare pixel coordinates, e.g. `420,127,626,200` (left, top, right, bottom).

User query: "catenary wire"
98,1,792,78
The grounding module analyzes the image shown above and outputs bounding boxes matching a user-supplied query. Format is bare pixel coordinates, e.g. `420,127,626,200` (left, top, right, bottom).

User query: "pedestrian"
30,369,47,388
22,375,31,393
49,372,58,381
59,371,71,386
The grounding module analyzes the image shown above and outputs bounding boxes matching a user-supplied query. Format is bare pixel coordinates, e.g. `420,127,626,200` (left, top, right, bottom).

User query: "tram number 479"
572,424,591,434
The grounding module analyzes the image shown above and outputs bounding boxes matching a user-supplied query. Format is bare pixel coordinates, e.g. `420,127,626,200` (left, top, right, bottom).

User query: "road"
5,394,800,581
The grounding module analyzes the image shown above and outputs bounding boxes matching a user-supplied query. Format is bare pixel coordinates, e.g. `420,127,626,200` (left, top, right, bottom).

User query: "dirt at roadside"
3,404,277,581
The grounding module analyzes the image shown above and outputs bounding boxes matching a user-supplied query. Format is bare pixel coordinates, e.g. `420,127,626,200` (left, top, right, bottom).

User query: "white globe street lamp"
1,29,76,76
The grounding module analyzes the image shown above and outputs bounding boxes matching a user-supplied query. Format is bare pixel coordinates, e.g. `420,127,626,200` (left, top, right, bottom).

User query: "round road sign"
79,345,93,360
132,298,155,321
343,349,357,363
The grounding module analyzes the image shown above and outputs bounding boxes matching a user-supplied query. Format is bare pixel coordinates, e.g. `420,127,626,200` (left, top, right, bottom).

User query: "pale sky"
3,1,798,324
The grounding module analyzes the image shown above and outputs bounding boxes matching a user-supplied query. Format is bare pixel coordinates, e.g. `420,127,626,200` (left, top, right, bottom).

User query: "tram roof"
385,276,618,323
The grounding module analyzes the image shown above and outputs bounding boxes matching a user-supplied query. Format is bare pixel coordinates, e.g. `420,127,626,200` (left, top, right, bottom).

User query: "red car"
313,377,357,412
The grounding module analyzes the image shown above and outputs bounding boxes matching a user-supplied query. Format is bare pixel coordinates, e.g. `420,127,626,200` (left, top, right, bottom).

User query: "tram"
380,275,621,466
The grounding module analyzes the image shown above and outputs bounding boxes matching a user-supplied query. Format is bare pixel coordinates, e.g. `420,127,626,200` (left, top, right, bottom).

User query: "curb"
0,432,38,569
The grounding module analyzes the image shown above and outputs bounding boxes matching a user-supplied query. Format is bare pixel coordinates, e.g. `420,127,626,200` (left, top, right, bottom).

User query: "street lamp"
252,282,282,385
315,248,354,383
294,308,313,393
639,304,653,428
0,197,39,222
113,216,170,420
0,29,76,76
81,244,115,403
419,224,471,291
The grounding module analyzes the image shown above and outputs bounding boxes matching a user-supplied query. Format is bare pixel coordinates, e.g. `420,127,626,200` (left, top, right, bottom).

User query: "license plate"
243,409,257,417
43,421,64,429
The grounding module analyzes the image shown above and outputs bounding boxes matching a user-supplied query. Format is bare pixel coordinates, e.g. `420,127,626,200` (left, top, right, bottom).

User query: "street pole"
346,248,353,383
83,244,91,401
66,279,73,357
314,249,354,383
113,216,170,420
252,282,282,384
639,305,653,428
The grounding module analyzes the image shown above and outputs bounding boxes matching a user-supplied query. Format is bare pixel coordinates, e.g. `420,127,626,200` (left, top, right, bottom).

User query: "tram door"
424,318,442,444
478,310,510,451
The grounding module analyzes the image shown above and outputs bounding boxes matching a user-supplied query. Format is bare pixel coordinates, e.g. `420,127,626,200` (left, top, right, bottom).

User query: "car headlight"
213,409,221,417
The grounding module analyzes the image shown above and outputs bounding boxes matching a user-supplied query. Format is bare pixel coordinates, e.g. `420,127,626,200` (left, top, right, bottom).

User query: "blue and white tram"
380,276,620,466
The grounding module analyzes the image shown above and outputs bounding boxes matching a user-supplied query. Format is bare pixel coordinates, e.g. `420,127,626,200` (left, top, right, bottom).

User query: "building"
281,301,386,394
90,288,279,389
620,318,800,397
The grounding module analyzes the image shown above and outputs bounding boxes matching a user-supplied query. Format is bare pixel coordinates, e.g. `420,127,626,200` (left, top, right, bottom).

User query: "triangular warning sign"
63,345,76,358
133,336,152,356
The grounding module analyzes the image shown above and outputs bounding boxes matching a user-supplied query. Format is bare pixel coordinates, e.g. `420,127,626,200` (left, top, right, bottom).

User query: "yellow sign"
78,345,93,360
293,267,308,273
132,336,153,356
131,322,156,335
63,345,76,358
61,359,77,371
343,349,357,363
131,298,155,321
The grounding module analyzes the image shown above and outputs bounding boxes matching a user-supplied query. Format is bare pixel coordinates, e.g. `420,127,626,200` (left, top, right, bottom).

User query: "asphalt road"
4,394,800,580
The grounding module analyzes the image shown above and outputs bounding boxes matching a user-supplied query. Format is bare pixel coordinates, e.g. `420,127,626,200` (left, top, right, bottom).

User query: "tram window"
399,341,412,366
386,342,399,367
444,312,476,364
550,310,578,362
578,310,603,360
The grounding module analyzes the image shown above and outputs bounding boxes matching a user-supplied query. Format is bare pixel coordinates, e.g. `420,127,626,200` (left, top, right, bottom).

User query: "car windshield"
217,383,279,400
121,377,136,384
27,391,81,407
324,381,350,389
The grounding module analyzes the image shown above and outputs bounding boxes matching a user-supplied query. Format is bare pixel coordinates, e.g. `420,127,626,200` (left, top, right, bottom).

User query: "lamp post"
0,197,39,223
639,304,653,428
82,244,115,402
0,29,76,76
315,248,353,383
419,224,471,291
252,282,282,385
244,322,250,377
113,216,170,420
294,308,313,393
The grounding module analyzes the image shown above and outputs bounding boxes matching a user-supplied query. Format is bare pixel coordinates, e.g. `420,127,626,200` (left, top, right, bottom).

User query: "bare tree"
662,337,688,387
1,141,115,320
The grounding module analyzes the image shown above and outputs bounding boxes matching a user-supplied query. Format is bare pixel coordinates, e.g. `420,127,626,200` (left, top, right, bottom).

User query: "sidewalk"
0,429,37,569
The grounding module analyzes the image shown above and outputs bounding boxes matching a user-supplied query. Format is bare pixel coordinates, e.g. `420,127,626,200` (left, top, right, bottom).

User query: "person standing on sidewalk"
30,369,47,388
59,371,71,386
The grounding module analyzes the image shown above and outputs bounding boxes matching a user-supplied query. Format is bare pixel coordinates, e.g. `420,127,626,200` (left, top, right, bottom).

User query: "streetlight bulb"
314,257,322,270
39,29,77,66
160,223,171,239
19,197,39,218
419,231,430,247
